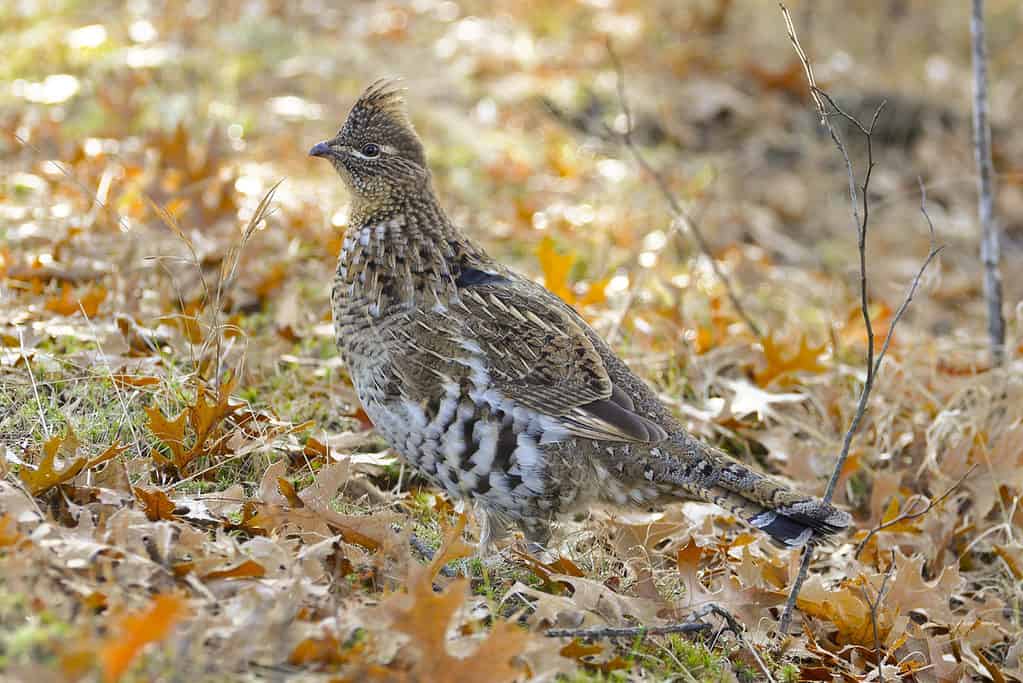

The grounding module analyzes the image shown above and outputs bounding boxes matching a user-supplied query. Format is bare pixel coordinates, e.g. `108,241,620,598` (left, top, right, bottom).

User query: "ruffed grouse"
310,81,851,549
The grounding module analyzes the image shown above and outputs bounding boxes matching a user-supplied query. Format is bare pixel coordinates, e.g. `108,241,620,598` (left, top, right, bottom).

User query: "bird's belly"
366,386,568,516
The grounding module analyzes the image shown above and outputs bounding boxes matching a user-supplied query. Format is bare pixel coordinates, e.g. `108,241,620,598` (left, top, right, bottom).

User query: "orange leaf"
304,437,328,460
111,374,161,389
391,576,530,683
0,514,24,547
201,559,266,581
100,594,187,682
88,441,128,469
993,544,1023,580
426,512,474,581
560,639,603,661
577,276,610,307
19,434,88,495
44,283,107,317
277,478,305,507
145,405,188,466
536,236,575,303
133,487,177,521
754,333,828,386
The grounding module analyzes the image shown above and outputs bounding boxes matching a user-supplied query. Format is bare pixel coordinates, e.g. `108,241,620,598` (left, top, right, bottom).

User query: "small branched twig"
546,603,731,639
604,39,762,339
853,464,976,560
860,550,897,683
544,603,777,681
776,3,944,634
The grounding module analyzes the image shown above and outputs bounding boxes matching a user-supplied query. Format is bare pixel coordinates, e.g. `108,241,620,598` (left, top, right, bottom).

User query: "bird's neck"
335,189,485,316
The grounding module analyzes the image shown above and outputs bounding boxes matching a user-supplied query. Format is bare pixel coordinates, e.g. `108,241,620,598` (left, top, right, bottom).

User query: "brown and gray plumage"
309,81,851,549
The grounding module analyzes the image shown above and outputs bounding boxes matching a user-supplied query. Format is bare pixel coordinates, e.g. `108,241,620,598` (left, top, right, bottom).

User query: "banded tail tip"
749,504,852,548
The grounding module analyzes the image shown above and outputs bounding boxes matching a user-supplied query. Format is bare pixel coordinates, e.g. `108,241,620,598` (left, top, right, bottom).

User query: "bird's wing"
390,270,667,443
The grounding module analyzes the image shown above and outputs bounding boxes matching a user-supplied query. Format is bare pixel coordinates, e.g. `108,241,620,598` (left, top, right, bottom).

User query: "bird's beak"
309,141,332,158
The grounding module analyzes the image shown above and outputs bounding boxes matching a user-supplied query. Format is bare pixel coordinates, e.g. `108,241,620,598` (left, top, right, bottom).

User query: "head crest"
351,78,412,129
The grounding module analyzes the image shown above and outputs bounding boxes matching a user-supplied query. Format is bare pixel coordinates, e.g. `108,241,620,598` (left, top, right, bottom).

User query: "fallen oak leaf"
19,433,88,496
133,486,178,522
201,559,266,581
99,593,188,682
754,333,828,386
385,576,531,683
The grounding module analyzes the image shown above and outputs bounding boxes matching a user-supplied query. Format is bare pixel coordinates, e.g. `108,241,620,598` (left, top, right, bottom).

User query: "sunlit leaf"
19,433,88,495
754,333,828,386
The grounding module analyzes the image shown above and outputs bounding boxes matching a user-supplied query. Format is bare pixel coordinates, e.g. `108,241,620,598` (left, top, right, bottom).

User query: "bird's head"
309,80,428,207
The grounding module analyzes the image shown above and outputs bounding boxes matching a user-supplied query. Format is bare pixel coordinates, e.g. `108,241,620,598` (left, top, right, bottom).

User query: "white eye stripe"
347,144,397,159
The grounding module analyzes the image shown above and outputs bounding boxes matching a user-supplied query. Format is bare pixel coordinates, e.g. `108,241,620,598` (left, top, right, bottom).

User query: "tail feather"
651,436,852,547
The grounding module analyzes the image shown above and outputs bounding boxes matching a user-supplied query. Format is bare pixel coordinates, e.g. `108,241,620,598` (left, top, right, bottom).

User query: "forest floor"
2,1,1023,681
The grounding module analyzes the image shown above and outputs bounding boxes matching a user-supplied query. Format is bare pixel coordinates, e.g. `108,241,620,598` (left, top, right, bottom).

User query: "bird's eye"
361,143,381,158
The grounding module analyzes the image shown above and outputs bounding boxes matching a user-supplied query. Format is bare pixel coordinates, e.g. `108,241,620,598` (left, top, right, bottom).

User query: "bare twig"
860,550,897,683
605,39,762,339
776,3,944,633
545,603,740,641
969,0,1005,365
545,622,711,639
854,464,976,560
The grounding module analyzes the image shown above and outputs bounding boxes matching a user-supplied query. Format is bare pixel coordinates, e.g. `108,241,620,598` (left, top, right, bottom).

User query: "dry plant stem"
860,550,897,683
853,464,977,560
604,39,762,339
776,3,944,634
969,0,1005,365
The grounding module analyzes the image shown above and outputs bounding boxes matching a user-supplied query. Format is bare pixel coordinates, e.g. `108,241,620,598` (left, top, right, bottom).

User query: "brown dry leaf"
110,374,161,389
132,486,177,521
304,437,328,460
426,512,475,579
0,514,25,547
796,575,879,646
386,576,530,683
99,593,188,682
19,433,88,496
145,406,188,465
201,559,266,581
245,460,395,552
754,333,828,386
993,543,1023,580
146,377,242,474
277,478,305,507
509,548,579,594
44,282,107,317
745,60,811,98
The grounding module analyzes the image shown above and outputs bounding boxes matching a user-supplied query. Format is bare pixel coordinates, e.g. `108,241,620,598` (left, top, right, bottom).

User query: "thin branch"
605,39,762,339
545,622,710,639
545,603,737,640
970,0,1005,365
776,2,944,633
860,550,897,683
854,464,976,559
